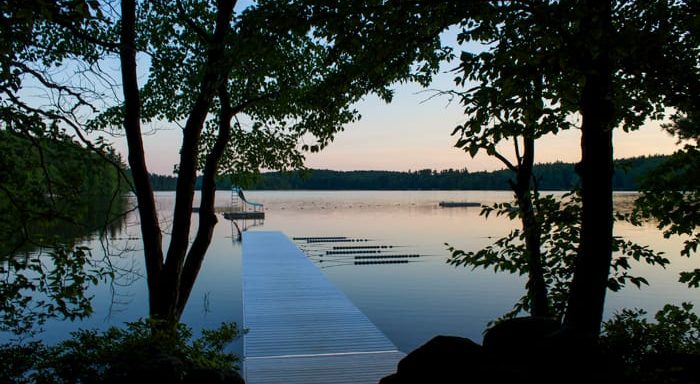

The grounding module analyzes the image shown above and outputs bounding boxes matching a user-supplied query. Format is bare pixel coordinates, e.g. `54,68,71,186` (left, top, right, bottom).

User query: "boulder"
381,319,630,384
483,317,560,349
381,335,491,383
482,316,560,363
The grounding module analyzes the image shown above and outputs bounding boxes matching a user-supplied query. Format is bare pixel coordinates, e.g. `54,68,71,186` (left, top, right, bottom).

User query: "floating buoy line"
332,245,394,250
326,250,382,255
294,235,426,269
293,236,348,241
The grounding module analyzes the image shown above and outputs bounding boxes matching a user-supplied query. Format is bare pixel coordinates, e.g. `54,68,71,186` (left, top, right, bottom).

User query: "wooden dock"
242,231,404,383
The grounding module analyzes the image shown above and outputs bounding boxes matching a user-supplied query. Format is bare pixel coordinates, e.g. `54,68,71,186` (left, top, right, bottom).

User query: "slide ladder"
231,186,264,213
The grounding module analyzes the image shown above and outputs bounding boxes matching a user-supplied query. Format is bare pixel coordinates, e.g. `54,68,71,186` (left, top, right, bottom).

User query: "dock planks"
242,231,403,384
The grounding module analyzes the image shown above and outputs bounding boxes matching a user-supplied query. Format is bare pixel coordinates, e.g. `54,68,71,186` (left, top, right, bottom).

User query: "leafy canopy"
93,0,455,179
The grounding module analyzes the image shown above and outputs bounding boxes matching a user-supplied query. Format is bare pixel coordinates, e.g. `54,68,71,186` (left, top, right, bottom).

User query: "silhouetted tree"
448,0,698,337
113,0,463,323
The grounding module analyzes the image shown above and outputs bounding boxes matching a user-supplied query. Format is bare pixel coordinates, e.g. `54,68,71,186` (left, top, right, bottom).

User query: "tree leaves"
601,302,700,379
631,113,700,288
448,190,668,320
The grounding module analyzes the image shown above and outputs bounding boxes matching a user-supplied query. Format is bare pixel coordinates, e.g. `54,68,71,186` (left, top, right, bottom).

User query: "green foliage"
0,341,48,383
447,0,699,333
0,0,128,330
630,114,700,288
0,130,127,335
91,0,455,180
0,245,115,336
452,2,571,160
0,130,127,256
601,303,700,379
0,319,241,383
448,191,668,320
0,0,115,147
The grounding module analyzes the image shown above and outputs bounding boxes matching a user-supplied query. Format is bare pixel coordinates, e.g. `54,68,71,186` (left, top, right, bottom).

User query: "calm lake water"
13,190,699,354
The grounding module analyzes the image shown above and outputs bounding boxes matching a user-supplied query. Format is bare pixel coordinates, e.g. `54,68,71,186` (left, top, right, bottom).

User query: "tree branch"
11,61,100,114
513,135,522,167
175,0,214,44
44,2,120,51
492,148,518,172
3,90,135,194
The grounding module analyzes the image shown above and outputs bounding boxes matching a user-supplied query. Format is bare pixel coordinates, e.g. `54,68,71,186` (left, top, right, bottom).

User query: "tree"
0,0,128,335
448,0,699,337
3,0,464,326
565,0,699,337
448,2,575,317
112,0,462,323
632,112,700,287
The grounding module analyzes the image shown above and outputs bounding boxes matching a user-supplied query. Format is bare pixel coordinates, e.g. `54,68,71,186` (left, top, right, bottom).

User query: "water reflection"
0,195,134,337
227,218,265,242
245,190,698,352
6,191,696,357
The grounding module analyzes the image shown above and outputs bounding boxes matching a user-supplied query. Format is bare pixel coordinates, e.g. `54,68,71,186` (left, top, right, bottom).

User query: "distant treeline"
148,155,667,191
1,130,128,256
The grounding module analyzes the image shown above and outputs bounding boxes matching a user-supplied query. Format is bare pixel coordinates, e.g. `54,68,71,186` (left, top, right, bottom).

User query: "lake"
12,190,699,355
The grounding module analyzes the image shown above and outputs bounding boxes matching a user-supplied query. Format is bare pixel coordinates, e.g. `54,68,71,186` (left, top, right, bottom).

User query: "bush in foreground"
0,320,241,383
600,303,700,383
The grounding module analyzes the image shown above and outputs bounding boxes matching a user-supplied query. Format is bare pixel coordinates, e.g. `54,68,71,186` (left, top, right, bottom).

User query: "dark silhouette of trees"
564,0,698,337
446,0,698,337
449,3,577,317
141,156,665,191
3,0,462,325
3,0,697,341
0,1,128,335
632,112,700,288
111,0,463,324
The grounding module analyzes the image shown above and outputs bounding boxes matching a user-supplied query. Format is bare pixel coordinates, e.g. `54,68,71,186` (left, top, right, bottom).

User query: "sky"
127,66,681,176
302,74,680,173
113,24,682,176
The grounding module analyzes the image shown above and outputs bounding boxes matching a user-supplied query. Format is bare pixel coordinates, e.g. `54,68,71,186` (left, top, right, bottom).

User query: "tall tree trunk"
564,0,615,337
119,0,165,315
154,0,236,322
175,85,233,318
514,136,550,317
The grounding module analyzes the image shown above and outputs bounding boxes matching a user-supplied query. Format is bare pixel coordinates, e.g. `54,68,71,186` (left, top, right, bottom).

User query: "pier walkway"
242,231,403,383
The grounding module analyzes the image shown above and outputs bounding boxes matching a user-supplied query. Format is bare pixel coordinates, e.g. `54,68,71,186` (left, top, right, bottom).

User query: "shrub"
0,319,240,383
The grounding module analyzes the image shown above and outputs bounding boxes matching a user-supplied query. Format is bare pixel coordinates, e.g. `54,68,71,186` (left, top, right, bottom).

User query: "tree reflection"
0,131,133,336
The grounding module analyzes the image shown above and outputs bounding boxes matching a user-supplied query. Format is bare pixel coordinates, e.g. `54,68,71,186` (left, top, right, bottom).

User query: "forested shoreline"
0,131,127,257
148,154,667,191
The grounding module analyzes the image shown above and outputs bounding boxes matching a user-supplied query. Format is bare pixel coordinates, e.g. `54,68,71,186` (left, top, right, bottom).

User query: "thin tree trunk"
119,0,164,315
174,88,272,317
153,0,236,321
175,84,233,318
514,136,550,317
564,0,615,338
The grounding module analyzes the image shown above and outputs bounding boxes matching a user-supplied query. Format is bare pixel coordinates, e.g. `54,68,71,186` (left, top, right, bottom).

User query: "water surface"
12,190,698,355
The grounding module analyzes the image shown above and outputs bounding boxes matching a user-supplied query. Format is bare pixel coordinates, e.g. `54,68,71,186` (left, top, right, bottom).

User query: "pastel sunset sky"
115,25,681,176
127,69,680,176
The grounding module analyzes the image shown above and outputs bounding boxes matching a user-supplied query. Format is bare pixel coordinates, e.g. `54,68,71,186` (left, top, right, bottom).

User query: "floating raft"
223,211,265,220
242,231,404,384
438,201,481,207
